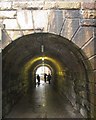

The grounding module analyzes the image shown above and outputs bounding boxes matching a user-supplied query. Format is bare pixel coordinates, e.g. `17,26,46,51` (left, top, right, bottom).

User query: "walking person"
37,74,40,86
44,73,47,83
47,73,51,84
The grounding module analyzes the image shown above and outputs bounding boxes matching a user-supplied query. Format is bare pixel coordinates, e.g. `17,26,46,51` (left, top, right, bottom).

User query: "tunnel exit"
35,65,52,84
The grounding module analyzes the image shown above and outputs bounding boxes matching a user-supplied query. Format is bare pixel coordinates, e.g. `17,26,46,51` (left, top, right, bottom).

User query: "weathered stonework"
72,27,93,48
81,10,96,19
65,10,81,18
89,56,96,70
0,1,81,10
0,2,12,10
83,39,95,58
0,11,16,19
61,19,80,40
81,2,96,10
0,0,96,119
54,2,81,10
80,19,96,27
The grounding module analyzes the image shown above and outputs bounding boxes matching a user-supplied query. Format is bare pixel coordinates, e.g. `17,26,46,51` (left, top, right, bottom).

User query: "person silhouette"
44,73,47,83
47,73,51,84
37,74,40,86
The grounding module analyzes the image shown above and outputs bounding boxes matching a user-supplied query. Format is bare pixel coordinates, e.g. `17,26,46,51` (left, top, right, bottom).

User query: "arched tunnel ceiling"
3,33,87,74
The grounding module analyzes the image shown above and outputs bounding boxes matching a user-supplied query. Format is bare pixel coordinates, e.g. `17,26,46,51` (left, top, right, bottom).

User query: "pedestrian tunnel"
2,33,93,118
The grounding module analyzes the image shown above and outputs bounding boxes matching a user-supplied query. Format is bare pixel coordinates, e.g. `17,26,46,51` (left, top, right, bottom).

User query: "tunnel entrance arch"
2,32,93,118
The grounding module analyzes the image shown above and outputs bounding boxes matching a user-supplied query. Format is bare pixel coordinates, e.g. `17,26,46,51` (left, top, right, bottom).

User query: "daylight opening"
36,66,51,83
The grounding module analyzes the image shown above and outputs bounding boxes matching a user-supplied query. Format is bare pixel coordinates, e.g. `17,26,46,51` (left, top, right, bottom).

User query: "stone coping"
0,1,95,10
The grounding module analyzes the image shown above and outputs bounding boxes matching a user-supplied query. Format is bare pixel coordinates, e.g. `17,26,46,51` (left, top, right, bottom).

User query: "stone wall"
48,3,96,118
2,61,24,117
1,1,95,118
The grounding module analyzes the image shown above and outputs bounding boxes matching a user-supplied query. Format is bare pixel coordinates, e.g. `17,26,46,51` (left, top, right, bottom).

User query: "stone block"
89,56,96,70
65,10,81,18
62,19,79,40
48,10,64,34
0,2,12,10
72,27,93,48
81,2,96,10
56,2,81,10
2,29,12,49
44,2,81,10
43,2,57,9
81,10,96,19
83,39,95,58
0,11,17,19
13,1,44,10
80,19,96,27
87,70,94,83
89,82,94,95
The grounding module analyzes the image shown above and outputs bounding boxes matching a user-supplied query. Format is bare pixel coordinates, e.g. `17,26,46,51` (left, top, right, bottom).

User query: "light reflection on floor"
6,82,83,118
36,79,49,88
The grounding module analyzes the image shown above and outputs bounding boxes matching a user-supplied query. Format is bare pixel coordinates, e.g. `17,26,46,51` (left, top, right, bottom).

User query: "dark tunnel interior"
2,33,93,118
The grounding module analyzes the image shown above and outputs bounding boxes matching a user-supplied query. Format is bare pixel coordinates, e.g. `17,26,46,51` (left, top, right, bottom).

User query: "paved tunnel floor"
6,81,83,118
